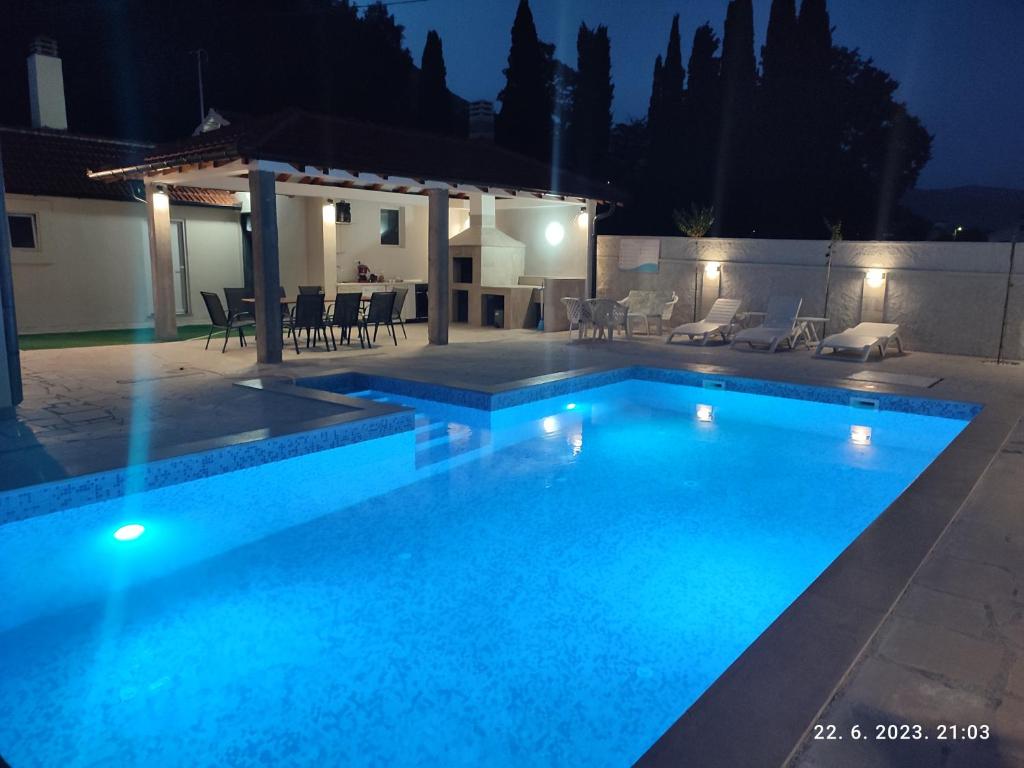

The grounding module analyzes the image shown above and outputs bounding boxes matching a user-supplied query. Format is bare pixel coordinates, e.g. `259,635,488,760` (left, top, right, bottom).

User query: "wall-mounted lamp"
545,221,565,246
850,425,872,445
322,199,336,224
865,268,886,288
575,209,588,230
696,403,714,422
704,261,721,278
152,184,169,210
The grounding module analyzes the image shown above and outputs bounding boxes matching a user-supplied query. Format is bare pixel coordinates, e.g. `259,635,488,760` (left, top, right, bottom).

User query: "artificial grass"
18,324,216,350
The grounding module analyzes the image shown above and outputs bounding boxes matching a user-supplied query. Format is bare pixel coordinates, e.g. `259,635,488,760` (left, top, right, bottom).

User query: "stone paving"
790,418,1024,767
2,323,1023,766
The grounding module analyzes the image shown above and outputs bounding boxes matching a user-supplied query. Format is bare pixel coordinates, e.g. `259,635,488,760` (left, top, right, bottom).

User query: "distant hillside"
902,186,1024,241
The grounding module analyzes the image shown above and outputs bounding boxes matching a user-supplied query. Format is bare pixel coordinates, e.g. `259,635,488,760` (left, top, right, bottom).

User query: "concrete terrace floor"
2,322,1024,767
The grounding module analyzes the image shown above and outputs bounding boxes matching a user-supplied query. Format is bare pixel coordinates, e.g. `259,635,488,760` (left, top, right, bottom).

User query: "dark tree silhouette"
758,0,801,235
715,0,756,235
792,0,839,234
681,23,721,210
415,30,455,134
567,23,613,179
495,0,554,161
645,15,686,233
830,46,932,239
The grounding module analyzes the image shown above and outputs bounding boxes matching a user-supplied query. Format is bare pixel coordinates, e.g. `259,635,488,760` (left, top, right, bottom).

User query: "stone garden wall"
597,236,1023,359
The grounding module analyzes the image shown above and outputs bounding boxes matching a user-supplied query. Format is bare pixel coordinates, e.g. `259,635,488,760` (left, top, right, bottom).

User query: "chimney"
27,36,68,130
468,100,494,142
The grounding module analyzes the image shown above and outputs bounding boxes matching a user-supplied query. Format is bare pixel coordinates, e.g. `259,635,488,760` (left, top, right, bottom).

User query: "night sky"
392,0,1023,190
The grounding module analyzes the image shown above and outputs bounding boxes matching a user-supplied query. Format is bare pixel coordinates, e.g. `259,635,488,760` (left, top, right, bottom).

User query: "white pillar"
0,288,12,416
585,199,597,298
145,185,177,341
250,169,283,363
427,188,450,345
306,198,338,293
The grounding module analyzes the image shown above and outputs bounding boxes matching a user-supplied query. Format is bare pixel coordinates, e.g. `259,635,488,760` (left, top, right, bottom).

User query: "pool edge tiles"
0,403,414,526
298,366,982,420
1,365,980,527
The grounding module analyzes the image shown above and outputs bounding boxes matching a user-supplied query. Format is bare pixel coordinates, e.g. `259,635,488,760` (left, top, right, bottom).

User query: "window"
8,213,38,249
336,201,352,224
380,208,400,246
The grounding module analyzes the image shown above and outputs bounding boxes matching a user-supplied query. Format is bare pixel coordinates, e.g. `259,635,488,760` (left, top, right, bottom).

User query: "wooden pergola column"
145,184,177,341
249,168,283,363
427,188,449,345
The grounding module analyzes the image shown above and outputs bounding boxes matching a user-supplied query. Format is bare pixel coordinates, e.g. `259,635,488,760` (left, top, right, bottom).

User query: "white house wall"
5,193,244,333
496,205,587,279
334,197,429,283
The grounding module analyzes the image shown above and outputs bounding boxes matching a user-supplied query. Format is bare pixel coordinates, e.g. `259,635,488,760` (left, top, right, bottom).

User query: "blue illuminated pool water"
0,379,969,767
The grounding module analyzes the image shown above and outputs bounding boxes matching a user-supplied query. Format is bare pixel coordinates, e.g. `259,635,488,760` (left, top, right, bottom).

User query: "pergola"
89,109,616,363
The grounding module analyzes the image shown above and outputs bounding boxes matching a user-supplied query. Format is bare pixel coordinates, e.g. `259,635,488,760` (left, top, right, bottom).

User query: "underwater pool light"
696,404,714,422
113,524,145,541
565,402,577,410
850,425,872,446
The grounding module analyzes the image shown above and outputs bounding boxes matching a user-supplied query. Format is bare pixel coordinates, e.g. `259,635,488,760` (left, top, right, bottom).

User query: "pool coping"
0,360,1006,768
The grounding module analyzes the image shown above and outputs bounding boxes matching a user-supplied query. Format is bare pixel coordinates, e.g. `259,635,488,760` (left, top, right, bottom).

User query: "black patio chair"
359,291,398,348
223,287,252,323
298,285,323,295
291,293,331,354
391,287,409,339
327,292,364,349
201,291,255,352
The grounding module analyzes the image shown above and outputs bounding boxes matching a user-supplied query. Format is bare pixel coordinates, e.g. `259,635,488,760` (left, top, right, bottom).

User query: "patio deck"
2,324,1022,766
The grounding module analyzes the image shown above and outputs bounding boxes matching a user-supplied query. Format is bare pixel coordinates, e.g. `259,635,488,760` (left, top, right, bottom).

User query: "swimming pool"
0,373,971,766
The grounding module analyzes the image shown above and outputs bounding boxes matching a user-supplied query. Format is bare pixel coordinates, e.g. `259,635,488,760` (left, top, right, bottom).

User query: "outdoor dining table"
241,297,293,305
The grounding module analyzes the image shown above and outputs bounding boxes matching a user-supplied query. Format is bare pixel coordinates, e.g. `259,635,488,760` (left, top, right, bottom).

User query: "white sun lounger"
815,322,903,362
731,296,803,353
666,298,741,345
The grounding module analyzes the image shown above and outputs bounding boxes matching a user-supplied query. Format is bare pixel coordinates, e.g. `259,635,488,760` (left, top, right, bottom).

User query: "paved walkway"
791,417,1024,767
2,324,1023,766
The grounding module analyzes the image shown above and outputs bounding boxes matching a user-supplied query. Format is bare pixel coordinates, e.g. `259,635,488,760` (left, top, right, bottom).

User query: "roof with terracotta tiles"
0,127,239,207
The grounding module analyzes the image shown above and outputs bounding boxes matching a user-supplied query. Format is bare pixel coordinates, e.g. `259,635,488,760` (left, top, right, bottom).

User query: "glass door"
169,220,189,315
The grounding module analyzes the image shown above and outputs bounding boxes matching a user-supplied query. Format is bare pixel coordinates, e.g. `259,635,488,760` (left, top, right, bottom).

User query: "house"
2,38,616,362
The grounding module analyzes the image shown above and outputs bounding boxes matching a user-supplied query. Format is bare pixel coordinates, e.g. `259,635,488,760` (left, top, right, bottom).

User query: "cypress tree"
792,0,838,234
646,15,686,232
758,0,800,235
415,30,455,134
495,0,554,161
568,23,613,178
683,22,721,210
715,0,757,234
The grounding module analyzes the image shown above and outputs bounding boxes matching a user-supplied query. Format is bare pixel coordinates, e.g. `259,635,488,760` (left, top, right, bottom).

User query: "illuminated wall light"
113,524,145,541
696,404,714,422
152,185,169,211
322,200,336,224
704,261,721,278
575,211,588,230
865,269,886,288
850,425,872,445
545,221,565,246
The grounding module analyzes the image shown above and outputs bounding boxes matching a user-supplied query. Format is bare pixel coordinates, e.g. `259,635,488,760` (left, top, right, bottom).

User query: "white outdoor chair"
667,298,741,345
585,298,629,341
619,290,678,335
731,296,804,353
815,322,903,362
561,297,591,339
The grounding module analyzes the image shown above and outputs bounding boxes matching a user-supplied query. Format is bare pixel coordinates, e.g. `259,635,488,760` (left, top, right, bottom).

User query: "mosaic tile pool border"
1,364,980,527
0,395,413,526
298,366,982,420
